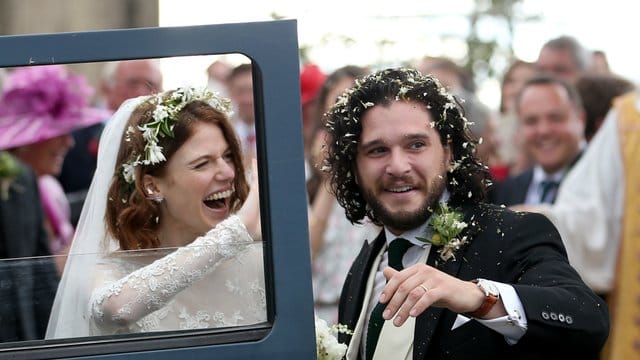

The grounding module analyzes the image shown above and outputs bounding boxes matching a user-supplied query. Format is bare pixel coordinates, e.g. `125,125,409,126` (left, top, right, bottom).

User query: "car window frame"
0,19,315,359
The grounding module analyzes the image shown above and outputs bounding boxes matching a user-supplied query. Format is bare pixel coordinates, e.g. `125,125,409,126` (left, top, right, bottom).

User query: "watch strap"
466,279,499,318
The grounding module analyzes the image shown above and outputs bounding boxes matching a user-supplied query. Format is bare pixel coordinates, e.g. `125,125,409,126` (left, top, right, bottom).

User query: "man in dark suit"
322,68,608,359
490,75,586,206
0,153,59,342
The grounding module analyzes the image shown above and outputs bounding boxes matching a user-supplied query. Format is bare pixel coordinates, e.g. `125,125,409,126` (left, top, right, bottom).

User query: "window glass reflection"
0,57,266,344
0,256,58,343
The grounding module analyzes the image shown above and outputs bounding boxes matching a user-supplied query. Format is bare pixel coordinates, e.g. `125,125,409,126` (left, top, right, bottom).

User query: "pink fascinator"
0,65,110,150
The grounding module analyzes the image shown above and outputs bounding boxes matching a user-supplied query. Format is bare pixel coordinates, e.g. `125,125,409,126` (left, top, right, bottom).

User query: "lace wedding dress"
88,216,266,335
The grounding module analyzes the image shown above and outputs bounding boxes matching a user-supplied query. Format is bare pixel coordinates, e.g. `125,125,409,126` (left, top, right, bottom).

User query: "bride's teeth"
205,189,233,201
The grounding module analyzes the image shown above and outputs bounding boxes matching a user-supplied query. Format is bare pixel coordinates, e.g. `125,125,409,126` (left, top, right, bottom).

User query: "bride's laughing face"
151,121,236,244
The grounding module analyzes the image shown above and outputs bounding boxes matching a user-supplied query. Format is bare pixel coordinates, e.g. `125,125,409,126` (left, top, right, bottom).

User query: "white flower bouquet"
315,316,351,360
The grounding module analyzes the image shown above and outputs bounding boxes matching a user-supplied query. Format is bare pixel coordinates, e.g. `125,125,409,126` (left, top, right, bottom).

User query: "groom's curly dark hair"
322,67,489,225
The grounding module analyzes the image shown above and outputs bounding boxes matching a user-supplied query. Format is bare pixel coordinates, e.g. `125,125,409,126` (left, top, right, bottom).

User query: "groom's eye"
368,147,388,156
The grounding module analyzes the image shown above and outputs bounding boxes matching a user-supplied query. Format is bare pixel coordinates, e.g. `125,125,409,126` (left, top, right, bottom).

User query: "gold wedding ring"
419,284,429,293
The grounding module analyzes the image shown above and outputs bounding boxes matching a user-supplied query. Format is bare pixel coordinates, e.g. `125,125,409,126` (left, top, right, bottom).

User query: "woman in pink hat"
0,65,109,273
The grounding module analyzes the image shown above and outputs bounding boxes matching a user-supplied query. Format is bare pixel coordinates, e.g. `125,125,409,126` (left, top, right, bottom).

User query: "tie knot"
539,179,560,203
387,238,412,271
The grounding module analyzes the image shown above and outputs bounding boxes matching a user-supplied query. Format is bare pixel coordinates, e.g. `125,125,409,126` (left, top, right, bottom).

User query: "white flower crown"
121,86,233,184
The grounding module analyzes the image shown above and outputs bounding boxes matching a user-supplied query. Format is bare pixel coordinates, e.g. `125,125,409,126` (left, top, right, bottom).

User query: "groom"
322,68,608,359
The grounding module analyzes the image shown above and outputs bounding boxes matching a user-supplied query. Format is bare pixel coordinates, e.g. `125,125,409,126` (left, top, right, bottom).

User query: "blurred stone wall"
0,0,158,94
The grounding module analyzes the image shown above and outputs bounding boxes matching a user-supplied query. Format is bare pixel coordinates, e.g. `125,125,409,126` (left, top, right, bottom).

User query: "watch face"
478,279,500,296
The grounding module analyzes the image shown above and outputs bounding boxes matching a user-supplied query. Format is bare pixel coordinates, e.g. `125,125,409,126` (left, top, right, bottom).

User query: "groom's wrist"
466,279,500,318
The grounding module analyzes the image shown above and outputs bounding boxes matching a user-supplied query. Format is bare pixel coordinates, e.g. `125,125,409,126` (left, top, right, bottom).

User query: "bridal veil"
45,97,146,338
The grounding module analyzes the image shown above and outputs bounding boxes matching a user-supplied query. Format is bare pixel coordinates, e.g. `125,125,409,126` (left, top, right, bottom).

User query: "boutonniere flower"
315,316,352,360
0,151,22,200
417,202,468,262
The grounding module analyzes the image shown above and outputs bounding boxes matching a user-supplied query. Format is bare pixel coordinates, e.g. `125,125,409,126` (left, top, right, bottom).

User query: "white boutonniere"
417,202,468,262
315,316,352,360
0,151,22,200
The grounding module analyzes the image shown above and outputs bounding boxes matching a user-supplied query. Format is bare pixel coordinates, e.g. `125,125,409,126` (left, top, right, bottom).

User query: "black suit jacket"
0,162,59,342
490,168,534,206
490,152,584,207
338,202,608,360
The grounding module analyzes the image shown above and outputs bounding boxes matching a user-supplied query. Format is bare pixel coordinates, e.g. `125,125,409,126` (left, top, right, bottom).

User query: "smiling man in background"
490,75,585,206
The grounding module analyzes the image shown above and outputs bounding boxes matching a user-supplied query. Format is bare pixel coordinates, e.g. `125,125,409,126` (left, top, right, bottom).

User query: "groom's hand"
379,264,487,326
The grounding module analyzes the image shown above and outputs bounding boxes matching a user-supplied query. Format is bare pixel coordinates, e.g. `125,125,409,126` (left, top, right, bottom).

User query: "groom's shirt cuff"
452,281,527,344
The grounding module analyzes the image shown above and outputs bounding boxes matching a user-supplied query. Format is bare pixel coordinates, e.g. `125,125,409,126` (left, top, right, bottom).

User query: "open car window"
0,20,315,359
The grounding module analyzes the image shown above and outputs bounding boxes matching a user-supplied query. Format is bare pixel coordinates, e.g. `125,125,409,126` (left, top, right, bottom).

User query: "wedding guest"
575,73,634,141
536,35,591,84
101,59,164,114
495,60,539,176
417,55,475,93
305,65,379,324
491,75,586,207
322,68,608,359
306,65,369,202
0,65,110,273
46,87,265,338
420,56,507,181
514,90,640,359
588,50,611,75
0,151,59,342
300,62,326,159
206,59,232,97
227,63,256,164
58,59,163,225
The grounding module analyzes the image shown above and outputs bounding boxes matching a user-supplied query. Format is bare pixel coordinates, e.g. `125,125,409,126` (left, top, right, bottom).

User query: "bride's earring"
146,187,163,203
151,196,164,203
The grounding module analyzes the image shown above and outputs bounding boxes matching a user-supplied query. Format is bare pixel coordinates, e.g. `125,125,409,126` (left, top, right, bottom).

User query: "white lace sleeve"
89,215,253,331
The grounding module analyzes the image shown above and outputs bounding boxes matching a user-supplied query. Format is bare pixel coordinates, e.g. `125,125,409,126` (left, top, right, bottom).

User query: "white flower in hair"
139,124,157,143
146,142,166,165
121,86,233,184
122,163,136,184
152,105,170,122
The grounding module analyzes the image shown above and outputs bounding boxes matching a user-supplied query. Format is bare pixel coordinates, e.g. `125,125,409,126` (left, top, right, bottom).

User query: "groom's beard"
362,176,446,232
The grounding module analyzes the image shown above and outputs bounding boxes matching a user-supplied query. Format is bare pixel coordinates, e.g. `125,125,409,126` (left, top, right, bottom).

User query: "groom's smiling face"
355,101,450,235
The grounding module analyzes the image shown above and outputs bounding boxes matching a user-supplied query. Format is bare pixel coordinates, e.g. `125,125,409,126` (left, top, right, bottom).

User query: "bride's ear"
142,175,161,197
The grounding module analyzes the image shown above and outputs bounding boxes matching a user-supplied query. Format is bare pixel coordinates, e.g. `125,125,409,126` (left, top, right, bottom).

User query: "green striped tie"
365,238,412,360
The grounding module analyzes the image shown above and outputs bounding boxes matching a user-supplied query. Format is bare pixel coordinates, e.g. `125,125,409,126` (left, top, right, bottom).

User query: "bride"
46,87,266,337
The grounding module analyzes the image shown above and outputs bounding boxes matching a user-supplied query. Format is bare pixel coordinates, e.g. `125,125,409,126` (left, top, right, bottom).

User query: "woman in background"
306,65,380,323
0,65,109,273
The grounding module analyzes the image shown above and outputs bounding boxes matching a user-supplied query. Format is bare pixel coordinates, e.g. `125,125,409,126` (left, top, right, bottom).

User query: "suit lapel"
413,204,477,359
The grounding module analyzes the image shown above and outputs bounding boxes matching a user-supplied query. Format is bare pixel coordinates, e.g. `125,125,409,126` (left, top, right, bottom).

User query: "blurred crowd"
0,33,638,358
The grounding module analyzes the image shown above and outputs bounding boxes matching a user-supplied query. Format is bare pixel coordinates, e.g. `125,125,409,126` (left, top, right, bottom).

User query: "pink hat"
0,65,110,150
300,64,326,106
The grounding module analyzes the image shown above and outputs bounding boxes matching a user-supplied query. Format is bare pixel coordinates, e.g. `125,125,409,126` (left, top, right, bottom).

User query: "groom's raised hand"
379,264,495,326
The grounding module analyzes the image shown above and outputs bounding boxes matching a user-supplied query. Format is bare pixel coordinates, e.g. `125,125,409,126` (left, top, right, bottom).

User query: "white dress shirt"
524,166,565,205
